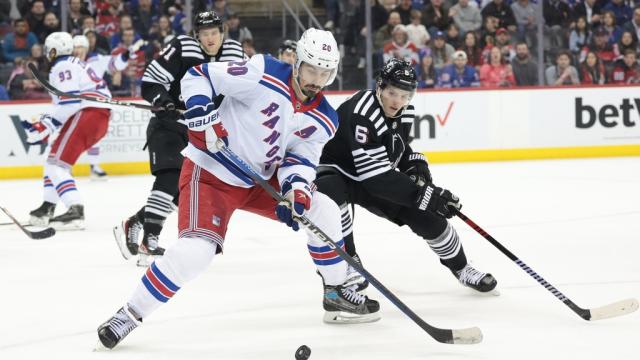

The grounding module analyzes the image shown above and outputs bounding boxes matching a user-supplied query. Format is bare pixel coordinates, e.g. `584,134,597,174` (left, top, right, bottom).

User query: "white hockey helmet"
45,32,73,60
295,28,340,86
72,35,89,48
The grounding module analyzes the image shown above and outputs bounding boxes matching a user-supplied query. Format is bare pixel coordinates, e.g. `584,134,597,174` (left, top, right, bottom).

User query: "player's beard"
302,84,321,98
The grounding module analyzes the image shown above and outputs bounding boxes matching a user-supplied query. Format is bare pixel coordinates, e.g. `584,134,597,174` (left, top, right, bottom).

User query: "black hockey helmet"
278,39,297,55
193,10,224,35
376,58,418,92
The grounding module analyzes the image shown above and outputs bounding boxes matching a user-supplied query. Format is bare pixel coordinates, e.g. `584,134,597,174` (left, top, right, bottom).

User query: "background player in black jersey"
315,59,498,299
113,10,247,266
277,39,297,65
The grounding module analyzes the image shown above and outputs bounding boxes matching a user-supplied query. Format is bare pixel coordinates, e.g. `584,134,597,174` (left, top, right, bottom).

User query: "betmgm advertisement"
2,86,640,179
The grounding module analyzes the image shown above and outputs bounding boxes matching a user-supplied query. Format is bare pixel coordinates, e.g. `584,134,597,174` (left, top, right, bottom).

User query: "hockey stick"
0,221,33,227
28,63,163,112
454,209,639,321
0,206,56,240
215,141,482,345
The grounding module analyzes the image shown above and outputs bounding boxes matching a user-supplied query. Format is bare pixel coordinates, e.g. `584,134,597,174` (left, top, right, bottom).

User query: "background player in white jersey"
112,11,247,266
71,34,145,180
315,59,497,296
96,28,379,350
24,32,112,230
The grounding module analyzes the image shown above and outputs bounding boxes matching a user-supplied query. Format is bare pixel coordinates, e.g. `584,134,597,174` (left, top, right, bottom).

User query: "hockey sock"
127,236,217,319
426,222,468,272
134,206,145,224
144,190,176,236
43,175,58,204
87,146,100,166
339,203,357,257
45,162,81,208
305,193,348,286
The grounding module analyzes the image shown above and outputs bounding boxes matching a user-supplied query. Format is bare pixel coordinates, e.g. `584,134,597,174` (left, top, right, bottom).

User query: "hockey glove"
403,153,432,187
415,183,461,219
276,174,312,231
21,115,62,144
151,92,179,122
182,102,228,152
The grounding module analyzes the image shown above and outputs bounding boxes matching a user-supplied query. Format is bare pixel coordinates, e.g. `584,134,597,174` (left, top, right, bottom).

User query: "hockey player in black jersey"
113,10,247,265
315,59,498,297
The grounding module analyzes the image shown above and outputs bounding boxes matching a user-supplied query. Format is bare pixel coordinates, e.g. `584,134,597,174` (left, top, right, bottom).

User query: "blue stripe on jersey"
315,98,339,129
59,100,81,105
307,239,345,253
262,55,293,84
305,111,332,136
281,151,316,168
258,80,289,100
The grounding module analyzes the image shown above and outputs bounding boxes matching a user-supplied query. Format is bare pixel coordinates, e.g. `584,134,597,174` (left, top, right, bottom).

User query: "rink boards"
1,84,639,179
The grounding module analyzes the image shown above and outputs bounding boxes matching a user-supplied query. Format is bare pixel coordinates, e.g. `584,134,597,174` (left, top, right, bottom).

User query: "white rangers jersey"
180,54,338,188
85,52,128,78
48,55,112,124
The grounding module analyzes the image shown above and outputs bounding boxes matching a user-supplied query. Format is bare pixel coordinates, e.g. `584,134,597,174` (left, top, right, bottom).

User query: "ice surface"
1,157,638,359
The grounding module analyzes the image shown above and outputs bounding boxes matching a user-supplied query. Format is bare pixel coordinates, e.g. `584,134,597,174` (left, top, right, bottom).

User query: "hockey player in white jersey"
71,34,145,179
24,32,112,229
97,28,380,350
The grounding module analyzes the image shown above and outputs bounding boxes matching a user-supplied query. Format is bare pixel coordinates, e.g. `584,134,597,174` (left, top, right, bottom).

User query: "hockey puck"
295,345,311,359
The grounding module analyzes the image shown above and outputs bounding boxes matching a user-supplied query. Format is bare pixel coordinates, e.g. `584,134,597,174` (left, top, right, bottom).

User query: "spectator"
3,19,38,63
40,11,60,43
382,0,398,13
111,27,145,96
383,24,420,65
226,12,252,44
572,0,603,29
82,16,110,54
30,43,47,73
0,0,11,25
111,16,142,50
543,0,571,51
603,0,633,27
241,38,256,58
395,0,414,24
482,0,517,32
579,50,607,84
148,15,173,53
405,9,430,48
168,3,187,35
446,23,462,49
570,17,592,56
67,0,90,34
7,58,49,99
512,41,539,85
622,7,640,43
323,0,340,29
546,50,580,85
481,15,499,48
25,0,46,41
614,30,637,59
610,48,640,83
430,30,455,69
436,50,480,87
423,0,450,34
450,0,482,34
581,27,617,66
494,27,515,61
461,31,484,68
374,10,402,49
96,0,124,37
346,0,389,69
511,0,539,50
602,10,623,45
479,46,516,87
131,0,158,40
417,54,437,88
213,0,231,21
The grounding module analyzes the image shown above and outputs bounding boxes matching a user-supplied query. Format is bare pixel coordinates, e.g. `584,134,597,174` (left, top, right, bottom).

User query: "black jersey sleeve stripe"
353,91,372,114
145,63,171,83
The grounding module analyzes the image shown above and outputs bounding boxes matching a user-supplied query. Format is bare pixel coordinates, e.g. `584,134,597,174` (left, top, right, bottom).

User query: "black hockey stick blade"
0,206,56,240
455,209,639,321
28,63,162,112
216,141,482,344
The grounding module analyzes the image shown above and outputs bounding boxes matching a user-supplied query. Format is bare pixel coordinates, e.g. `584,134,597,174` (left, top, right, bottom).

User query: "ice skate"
323,284,381,324
136,233,165,267
90,165,108,181
28,201,56,227
113,216,142,260
453,264,499,295
96,305,141,350
343,253,369,293
48,204,84,230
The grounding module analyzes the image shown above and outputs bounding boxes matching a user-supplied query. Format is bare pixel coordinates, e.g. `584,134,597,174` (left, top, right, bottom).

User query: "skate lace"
110,308,138,338
457,265,486,286
127,221,142,243
341,287,366,305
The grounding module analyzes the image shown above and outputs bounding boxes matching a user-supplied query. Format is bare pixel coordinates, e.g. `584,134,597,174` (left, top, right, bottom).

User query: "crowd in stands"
332,0,640,88
0,0,639,100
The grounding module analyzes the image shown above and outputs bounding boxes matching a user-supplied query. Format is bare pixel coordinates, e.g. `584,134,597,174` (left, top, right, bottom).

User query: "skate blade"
90,174,108,182
50,219,85,231
323,310,381,324
113,224,135,260
29,216,50,227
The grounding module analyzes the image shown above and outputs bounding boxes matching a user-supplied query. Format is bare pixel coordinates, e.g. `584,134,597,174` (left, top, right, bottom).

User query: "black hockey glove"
151,92,179,122
415,183,461,219
403,153,432,187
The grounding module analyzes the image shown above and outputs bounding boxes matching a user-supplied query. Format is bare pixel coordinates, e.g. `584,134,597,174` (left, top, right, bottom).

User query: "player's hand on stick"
181,102,228,153
21,115,61,144
415,183,461,219
151,92,178,118
404,153,432,186
275,175,311,231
